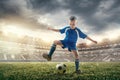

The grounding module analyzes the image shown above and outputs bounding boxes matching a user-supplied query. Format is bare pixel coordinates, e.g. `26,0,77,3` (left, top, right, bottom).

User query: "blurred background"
0,0,120,62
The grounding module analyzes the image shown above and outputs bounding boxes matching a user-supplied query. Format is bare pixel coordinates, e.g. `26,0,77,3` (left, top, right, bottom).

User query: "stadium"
0,29,120,62
0,0,120,80
0,27,120,80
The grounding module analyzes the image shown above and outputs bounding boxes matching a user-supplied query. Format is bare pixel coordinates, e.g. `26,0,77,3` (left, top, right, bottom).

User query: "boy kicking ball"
42,16,97,74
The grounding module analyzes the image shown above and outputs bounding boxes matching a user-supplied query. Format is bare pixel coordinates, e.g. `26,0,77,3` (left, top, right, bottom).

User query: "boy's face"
69,20,77,29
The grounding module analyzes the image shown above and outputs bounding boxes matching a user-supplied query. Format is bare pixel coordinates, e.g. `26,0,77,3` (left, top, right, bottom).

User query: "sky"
0,0,120,44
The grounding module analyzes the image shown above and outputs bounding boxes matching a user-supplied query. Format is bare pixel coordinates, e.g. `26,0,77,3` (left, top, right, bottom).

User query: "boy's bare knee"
75,55,79,59
72,50,79,59
76,57,79,59
53,40,58,45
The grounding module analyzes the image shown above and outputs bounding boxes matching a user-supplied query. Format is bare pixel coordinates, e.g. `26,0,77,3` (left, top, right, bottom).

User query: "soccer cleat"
73,70,81,74
42,54,51,61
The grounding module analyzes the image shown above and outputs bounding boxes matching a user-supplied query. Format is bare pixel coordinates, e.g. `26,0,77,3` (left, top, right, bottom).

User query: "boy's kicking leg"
71,50,81,74
42,40,63,61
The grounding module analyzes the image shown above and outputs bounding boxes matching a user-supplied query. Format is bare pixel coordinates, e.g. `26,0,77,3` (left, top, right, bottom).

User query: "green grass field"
0,62,120,80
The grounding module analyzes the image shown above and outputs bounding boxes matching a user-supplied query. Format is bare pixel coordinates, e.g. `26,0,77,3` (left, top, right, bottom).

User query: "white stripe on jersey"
65,27,70,33
65,27,79,39
75,29,79,38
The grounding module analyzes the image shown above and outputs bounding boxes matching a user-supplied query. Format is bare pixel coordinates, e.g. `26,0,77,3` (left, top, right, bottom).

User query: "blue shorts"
60,40,77,52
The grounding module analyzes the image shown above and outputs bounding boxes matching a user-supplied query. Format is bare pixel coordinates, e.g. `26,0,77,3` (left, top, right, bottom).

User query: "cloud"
0,0,50,30
0,0,120,36
0,0,21,18
27,0,63,14
92,0,120,31
27,0,120,33
63,0,120,33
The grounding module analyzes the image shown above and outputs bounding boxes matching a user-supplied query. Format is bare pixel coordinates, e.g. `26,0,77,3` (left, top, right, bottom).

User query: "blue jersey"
60,26,87,43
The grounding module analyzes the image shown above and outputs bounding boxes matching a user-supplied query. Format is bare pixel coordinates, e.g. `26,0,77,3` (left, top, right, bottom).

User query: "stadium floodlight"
1,25,37,38
2,25,26,36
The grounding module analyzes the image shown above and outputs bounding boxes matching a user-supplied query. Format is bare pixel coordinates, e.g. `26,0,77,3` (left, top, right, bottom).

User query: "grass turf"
0,62,120,80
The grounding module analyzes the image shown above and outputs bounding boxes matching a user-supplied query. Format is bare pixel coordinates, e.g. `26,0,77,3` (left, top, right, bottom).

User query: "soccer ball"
56,63,67,74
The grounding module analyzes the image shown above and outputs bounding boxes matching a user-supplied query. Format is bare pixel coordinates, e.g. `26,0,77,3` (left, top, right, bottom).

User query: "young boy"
43,16,97,74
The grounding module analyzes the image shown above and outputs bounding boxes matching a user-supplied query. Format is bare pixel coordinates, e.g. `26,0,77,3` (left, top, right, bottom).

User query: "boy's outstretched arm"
86,36,97,44
47,27,60,32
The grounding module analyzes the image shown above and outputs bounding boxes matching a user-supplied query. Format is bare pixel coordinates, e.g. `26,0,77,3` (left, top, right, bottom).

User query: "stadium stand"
0,31,120,62
0,40,120,62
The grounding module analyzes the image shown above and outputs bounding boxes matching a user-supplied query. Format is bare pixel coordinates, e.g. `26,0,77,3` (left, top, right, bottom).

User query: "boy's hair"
70,16,77,21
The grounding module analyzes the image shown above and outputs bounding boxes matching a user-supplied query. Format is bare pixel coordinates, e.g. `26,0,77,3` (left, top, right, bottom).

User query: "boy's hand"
47,27,52,30
47,27,60,32
93,40,97,44
86,36,97,44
